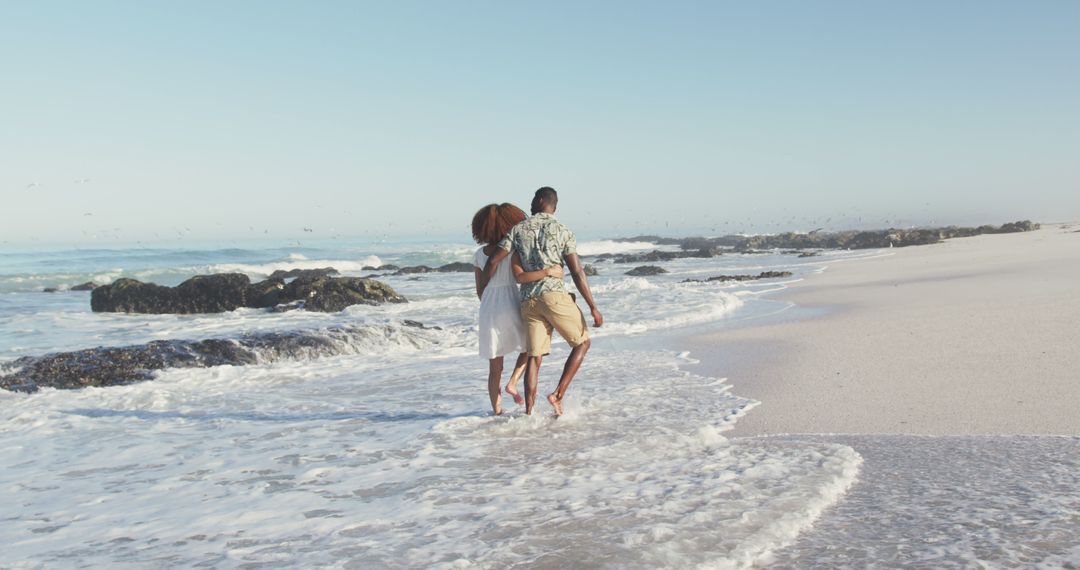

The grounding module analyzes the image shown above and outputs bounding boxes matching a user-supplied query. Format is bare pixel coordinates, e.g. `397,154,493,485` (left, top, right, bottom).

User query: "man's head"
531,187,558,215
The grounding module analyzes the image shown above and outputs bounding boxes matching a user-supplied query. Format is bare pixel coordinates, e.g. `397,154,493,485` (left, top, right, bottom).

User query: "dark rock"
437,262,474,273
682,271,793,283
91,277,198,313
71,282,98,291
613,221,1041,254
268,268,338,280
395,265,434,275
0,324,439,392
798,252,819,258
616,250,679,263
43,287,59,293
171,273,253,313
92,273,406,314
283,276,407,312
403,319,443,331
377,264,400,271
995,220,1040,233
626,266,668,276
247,278,287,308
583,264,598,276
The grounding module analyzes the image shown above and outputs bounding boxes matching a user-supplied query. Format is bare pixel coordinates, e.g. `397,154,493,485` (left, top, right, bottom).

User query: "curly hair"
471,203,526,245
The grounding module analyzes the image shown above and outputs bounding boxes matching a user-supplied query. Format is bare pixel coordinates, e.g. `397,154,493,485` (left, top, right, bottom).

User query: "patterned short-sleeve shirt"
498,213,577,300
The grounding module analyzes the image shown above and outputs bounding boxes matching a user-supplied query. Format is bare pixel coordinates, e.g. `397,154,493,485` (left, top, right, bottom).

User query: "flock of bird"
18,179,935,245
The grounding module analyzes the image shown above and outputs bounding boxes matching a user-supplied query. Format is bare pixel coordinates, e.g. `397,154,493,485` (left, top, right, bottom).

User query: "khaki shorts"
520,292,590,357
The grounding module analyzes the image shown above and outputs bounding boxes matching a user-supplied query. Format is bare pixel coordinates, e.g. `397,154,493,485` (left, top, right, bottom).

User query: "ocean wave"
0,323,458,392
207,256,385,277
576,239,659,256
0,348,861,568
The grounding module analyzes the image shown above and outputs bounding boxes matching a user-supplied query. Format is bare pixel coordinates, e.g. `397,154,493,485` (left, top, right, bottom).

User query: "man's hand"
590,307,603,328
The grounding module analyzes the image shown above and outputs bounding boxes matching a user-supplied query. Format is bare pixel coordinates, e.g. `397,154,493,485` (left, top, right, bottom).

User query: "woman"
472,203,563,415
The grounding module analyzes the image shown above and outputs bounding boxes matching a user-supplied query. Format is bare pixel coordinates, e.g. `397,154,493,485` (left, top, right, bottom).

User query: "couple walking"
471,187,603,417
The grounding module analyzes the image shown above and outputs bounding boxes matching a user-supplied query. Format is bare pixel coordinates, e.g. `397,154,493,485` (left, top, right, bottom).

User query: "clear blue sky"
2,1,1077,245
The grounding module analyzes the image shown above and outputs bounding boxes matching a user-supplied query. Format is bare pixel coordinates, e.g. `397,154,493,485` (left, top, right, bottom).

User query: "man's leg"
520,297,553,416
543,293,592,416
525,354,543,415
547,339,589,416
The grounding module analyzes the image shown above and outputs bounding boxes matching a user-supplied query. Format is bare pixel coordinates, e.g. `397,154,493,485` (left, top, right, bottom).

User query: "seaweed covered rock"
626,266,668,276
283,276,407,312
91,274,406,314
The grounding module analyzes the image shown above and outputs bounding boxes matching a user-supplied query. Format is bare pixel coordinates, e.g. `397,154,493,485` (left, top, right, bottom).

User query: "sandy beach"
691,223,1080,437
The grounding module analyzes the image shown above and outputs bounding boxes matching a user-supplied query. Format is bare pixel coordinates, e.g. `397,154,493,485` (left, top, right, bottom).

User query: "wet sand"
688,223,1080,437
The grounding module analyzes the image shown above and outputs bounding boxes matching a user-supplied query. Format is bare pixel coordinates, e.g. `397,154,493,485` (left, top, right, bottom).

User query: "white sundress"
474,247,527,359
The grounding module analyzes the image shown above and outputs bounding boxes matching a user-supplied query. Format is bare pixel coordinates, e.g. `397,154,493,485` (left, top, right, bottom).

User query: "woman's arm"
511,251,564,284
474,267,487,300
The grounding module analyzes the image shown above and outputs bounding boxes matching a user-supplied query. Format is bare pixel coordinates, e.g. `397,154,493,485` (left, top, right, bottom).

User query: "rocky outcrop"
583,264,598,276
393,262,475,275
626,266,668,276
436,262,474,273
395,265,435,275
268,268,338,280
45,282,99,293
0,323,435,392
248,278,287,308
283,276,406,312
91,274,252,313
91,273,406,314
594,248,720,264
682,271,793,283
610,221,1041,253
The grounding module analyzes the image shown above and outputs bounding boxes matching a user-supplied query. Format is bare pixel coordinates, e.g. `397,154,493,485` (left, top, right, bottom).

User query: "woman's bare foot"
505,384,525,406
547,393,563,417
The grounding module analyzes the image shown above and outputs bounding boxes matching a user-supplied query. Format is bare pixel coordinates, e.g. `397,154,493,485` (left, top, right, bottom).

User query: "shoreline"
681,223,1080,437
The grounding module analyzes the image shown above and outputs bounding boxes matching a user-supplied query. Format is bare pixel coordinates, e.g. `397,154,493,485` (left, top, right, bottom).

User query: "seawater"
2,238,1064,568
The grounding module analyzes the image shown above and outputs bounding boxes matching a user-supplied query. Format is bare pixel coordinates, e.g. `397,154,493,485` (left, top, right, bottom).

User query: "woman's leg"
488,357,504,415
504,352,528,405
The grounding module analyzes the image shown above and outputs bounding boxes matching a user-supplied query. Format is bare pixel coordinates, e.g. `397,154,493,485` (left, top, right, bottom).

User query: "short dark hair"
534,186,558,205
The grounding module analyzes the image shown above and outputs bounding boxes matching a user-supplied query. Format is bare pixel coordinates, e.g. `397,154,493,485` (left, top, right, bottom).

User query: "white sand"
688,223,1080,437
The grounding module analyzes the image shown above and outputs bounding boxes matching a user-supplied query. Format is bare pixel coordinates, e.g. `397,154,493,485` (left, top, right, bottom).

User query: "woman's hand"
545,265,565,279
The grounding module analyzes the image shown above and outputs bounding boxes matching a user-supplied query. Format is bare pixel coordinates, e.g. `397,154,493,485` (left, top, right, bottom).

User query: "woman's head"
471,203,526,245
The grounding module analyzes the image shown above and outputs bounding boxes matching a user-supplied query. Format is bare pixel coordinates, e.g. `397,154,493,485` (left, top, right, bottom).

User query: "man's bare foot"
505,385,525,406
493,406,503,416
547,393,563,417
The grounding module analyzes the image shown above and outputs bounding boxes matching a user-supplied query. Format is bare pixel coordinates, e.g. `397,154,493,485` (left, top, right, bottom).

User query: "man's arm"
563,253,603,327
482,247,510,283
511,251,564,284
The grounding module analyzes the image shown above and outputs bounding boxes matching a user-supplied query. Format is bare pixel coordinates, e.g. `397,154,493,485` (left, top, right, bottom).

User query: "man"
485,187,603,416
